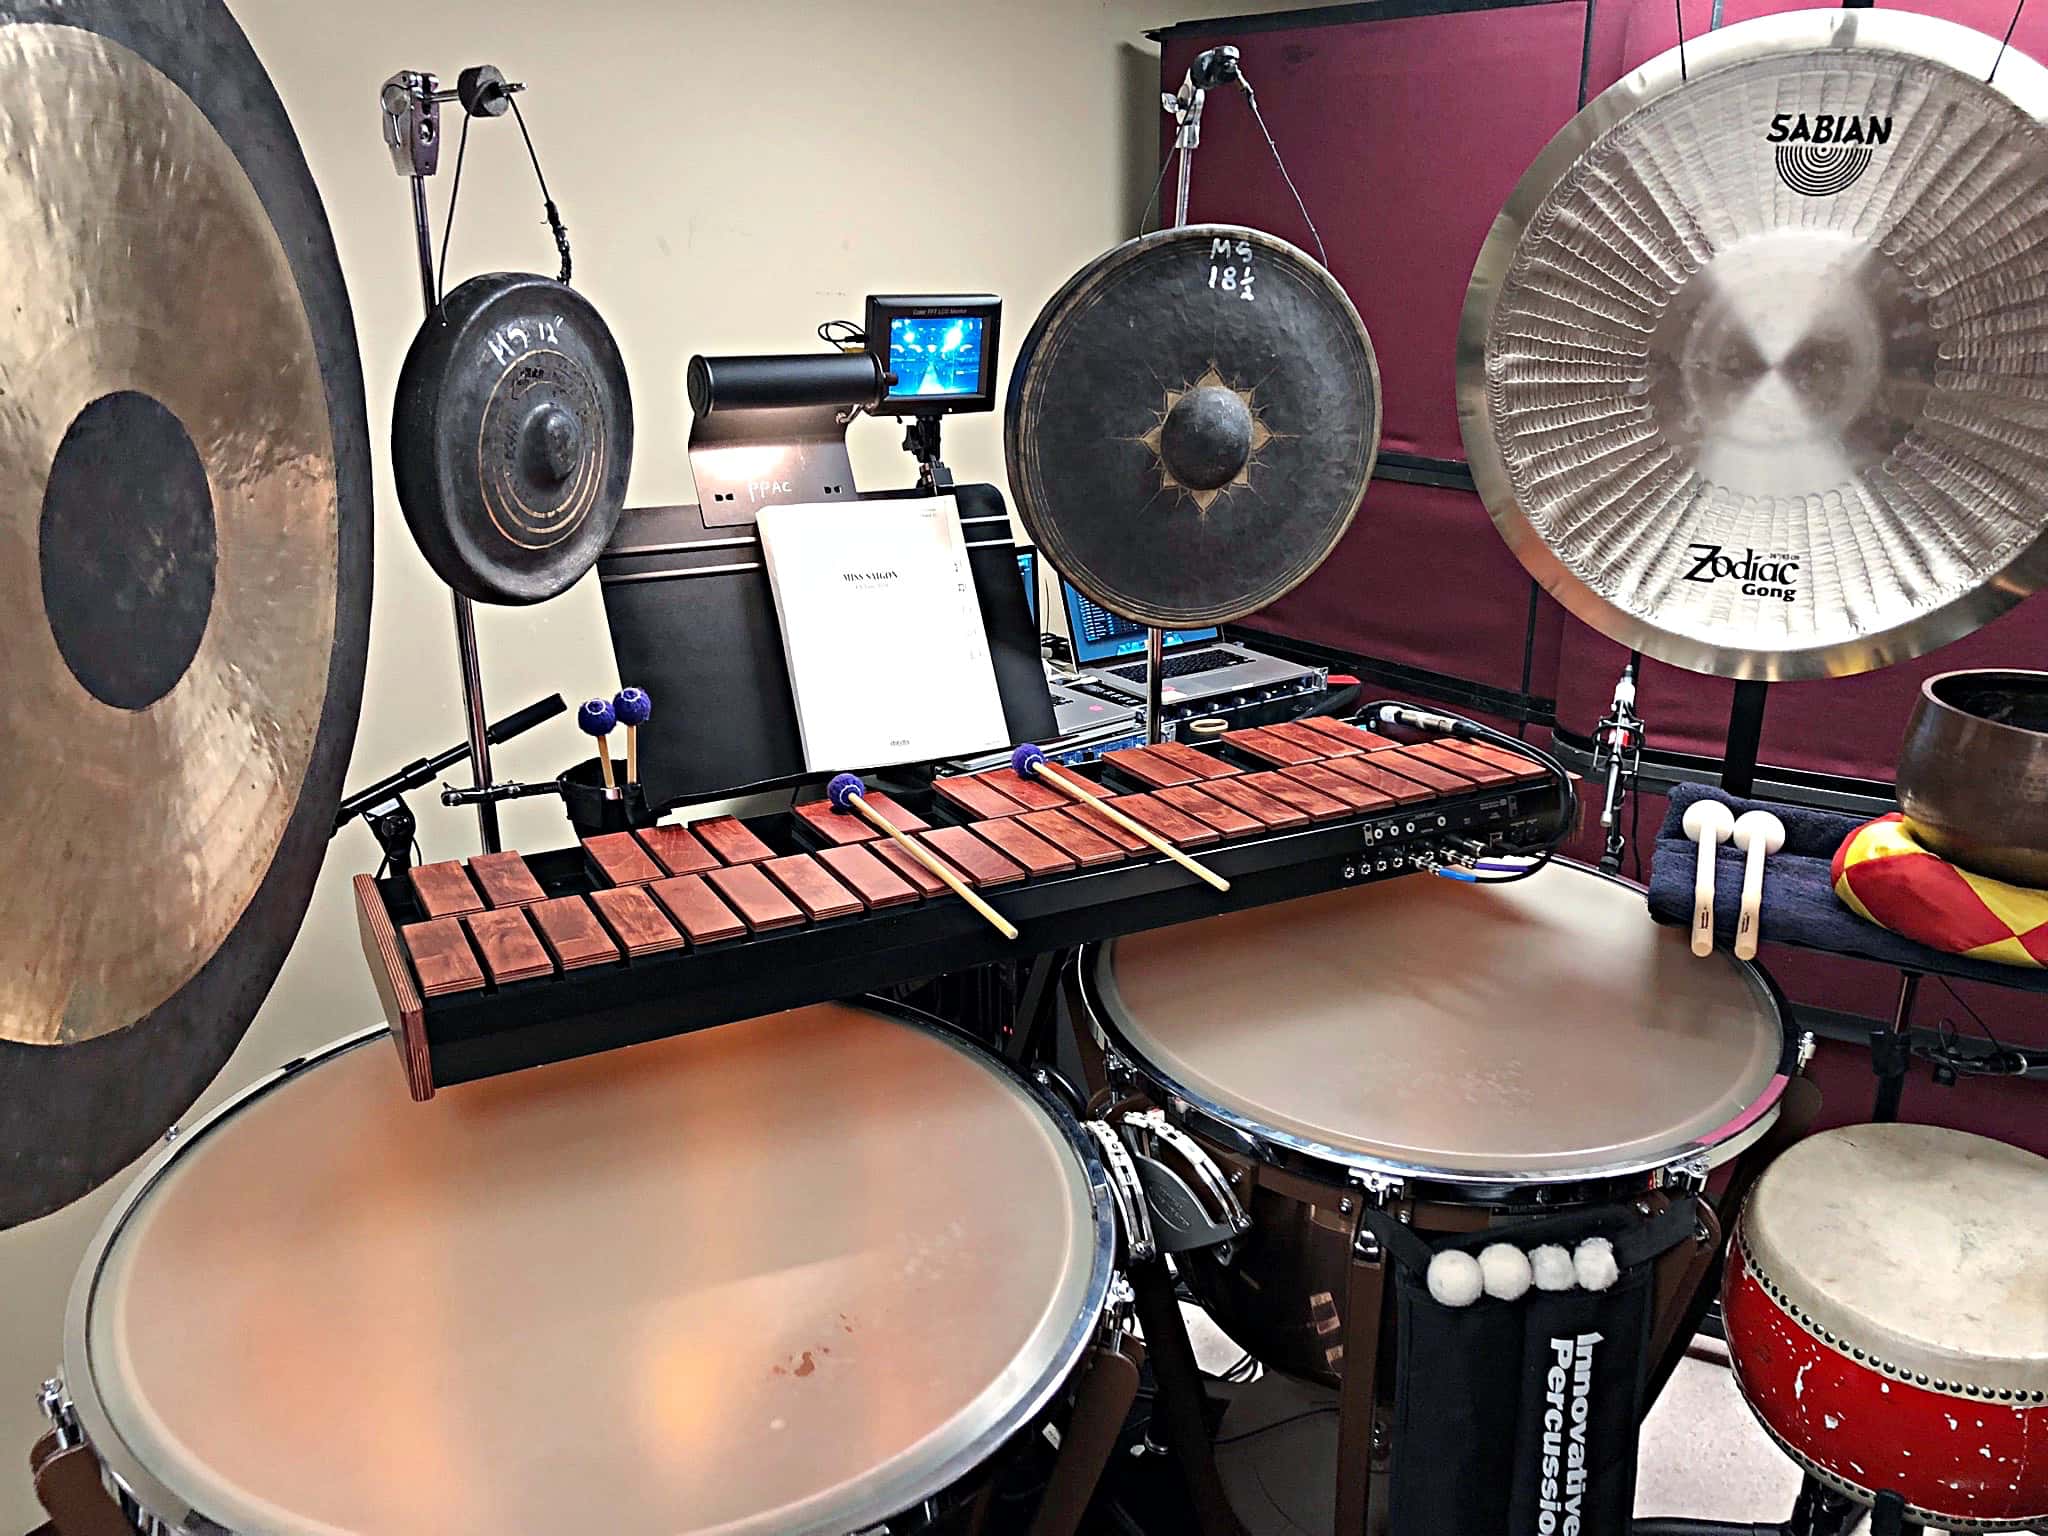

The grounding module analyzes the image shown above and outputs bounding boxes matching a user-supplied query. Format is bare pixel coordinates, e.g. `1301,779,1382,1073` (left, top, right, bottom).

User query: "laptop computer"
1058,578,1319,707
1014,547,1143,739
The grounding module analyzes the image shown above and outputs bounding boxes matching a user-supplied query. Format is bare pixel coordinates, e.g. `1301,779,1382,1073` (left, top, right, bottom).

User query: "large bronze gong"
1460,11,2048,680
1008,226,1381,628
0,0,372,1225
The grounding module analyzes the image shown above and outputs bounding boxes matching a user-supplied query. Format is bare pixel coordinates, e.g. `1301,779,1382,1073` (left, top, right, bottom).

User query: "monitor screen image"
1061,580,1218,664
886,314,986,399
1016,547,1038,627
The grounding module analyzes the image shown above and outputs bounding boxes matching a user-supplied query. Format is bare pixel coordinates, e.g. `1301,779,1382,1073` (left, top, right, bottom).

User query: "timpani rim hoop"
1456,9,2048,681
1081,862,1793,1205
61,1010,1121,1536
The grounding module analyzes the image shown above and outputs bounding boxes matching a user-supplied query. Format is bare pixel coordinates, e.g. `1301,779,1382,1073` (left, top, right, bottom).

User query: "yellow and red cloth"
1833,814,2048,968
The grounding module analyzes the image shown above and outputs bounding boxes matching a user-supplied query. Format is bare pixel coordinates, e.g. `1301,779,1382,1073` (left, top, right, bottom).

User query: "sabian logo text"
1767,112,1892,196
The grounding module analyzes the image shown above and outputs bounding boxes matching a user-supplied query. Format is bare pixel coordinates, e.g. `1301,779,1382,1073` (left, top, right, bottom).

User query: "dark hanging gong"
1006,225,1382,628
393,271,633,605
0,0,372,1226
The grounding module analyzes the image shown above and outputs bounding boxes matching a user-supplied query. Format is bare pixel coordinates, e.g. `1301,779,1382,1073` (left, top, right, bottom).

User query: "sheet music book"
757,495,1009,770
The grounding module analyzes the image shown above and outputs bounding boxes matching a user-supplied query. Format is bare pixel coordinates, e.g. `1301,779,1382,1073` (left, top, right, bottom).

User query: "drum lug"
1663,1154,1711,1195
1122,1109,1253,1237
1099,1045,1137,1094
1347,1169,1405,1205
1100,1272,1139,1349
1796,1030,1817,1073
1085,1120,1158,1262
37,1376,81,1450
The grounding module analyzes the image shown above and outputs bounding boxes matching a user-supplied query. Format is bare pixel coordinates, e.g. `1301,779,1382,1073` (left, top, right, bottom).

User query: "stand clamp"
1594,657,1644,873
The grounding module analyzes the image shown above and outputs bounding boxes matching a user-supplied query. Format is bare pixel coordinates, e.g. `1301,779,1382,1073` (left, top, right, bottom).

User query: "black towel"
1646,783,2048,993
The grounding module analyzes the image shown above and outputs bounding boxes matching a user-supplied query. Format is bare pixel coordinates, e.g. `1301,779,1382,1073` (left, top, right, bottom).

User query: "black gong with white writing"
1006,225,1381,628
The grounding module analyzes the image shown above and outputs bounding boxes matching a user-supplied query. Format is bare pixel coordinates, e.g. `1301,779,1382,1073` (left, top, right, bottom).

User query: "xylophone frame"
356,737,1569,1098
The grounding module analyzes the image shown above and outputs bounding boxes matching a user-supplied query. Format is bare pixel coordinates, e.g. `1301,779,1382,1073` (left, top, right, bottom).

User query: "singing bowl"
1897,669,2048,886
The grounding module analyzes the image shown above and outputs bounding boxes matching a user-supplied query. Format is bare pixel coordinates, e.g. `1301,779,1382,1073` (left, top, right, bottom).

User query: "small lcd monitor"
865,294,1001,415
1060,579,1218,665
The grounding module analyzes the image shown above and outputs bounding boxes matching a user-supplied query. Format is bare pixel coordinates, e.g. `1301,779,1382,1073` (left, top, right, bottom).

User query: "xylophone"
356,716,1571,1098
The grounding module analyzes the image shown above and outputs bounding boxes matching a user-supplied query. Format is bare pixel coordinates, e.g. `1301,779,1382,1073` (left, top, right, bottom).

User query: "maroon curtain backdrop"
1157,0,2048,1150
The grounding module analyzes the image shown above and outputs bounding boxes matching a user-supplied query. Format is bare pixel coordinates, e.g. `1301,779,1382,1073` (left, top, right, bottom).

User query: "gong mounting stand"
1143,45,1248,745
379,64,528,852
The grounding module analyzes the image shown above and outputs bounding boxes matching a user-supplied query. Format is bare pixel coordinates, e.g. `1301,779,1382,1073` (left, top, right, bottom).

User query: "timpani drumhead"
1739,1123,2048,1395
1095,864,1784,1181
66,1004,1109,1536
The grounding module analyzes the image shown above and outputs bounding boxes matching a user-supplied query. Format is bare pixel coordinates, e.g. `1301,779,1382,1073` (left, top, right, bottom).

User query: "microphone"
1374,703,1465,736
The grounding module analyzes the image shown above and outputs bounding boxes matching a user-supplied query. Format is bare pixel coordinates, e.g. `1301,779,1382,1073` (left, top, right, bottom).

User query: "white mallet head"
1427,1250,1484,1308
1731,810,1787,961
1682,799,1737,957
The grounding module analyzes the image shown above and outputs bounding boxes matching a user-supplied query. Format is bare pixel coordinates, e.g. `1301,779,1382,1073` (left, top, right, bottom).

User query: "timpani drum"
1725,1123,2048,1530
1080,861,1792,1385
54,1001,1118,1535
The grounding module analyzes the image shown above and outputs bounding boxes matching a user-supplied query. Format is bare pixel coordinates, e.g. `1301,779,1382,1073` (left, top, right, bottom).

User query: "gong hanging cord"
1240,79,1326,268
434,91,574,305
1991,0,2031,82
1138,69,1328,268
435,107,472,304
507,95,572,284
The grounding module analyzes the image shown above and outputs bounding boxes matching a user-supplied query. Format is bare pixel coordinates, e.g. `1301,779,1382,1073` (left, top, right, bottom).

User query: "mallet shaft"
846,794,1019,941
1034,762,1230,893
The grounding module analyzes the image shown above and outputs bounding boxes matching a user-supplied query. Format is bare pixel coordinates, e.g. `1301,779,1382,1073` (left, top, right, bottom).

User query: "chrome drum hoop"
61,1005,1123,1536
1076,865,1794,1210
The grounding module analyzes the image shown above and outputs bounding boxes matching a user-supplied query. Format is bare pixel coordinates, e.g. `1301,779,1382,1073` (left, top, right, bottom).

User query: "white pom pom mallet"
1480,1243,1534,1302
1531,1244,1576,1292
1428,1250,1484,1308
1574,1236,1619,1292
1730,809,1786,962
1682,799,1736,957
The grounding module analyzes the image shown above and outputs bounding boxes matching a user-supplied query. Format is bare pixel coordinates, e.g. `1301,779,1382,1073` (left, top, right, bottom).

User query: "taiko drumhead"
67,1003,1111,1535
1726,1123,2048,1527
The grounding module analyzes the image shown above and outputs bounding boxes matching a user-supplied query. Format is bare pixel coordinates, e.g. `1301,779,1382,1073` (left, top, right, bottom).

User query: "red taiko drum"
1725,1124,2048,1530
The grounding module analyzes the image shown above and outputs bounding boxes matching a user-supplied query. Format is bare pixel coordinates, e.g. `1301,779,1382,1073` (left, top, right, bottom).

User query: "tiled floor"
1636,1344,1872,1532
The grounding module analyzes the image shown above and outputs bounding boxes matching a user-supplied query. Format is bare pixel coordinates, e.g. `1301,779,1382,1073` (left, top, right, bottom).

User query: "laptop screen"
1060,579,1218,665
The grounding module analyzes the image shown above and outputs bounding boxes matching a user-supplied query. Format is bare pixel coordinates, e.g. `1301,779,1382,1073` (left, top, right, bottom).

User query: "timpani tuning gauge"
1121,1108,1251,1256
1459,10,2048,680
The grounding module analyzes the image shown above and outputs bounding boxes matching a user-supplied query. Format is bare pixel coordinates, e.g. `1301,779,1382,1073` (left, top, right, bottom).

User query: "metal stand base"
1127,1255,1243,1536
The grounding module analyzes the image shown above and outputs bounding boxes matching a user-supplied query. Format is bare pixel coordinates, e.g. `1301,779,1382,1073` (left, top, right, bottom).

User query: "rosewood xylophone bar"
1012,744,1231,893
829,772,1020,941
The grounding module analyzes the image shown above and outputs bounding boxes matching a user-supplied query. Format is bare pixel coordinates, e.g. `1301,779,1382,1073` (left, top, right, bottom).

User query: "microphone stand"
1593,655,1644,873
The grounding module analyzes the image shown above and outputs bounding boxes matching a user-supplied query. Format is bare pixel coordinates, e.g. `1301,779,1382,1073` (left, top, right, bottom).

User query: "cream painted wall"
0,0,1305,1527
